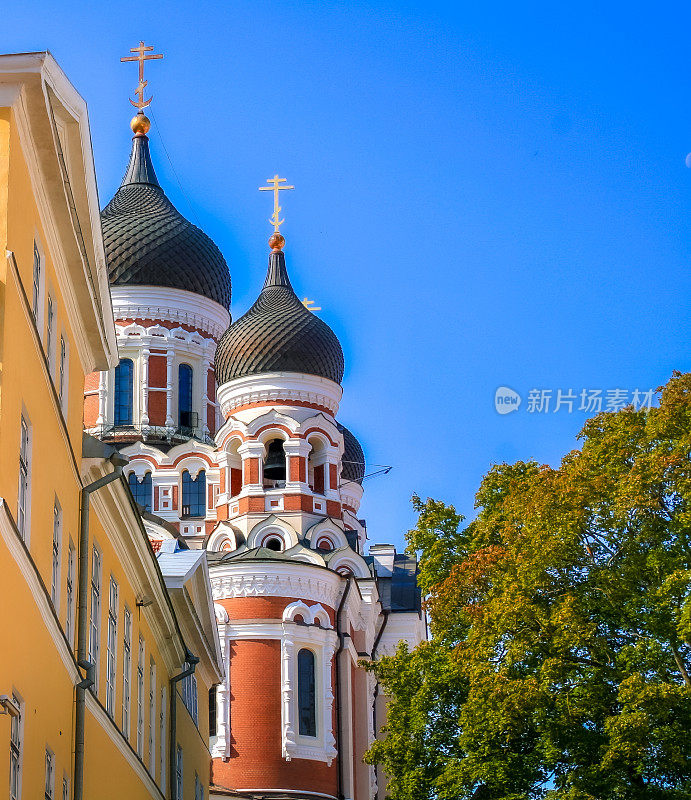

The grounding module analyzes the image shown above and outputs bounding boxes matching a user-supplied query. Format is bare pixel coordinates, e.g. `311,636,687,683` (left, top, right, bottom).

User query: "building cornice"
217,372,342,419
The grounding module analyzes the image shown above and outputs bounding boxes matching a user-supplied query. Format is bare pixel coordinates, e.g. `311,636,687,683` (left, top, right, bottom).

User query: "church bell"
263,439,287,481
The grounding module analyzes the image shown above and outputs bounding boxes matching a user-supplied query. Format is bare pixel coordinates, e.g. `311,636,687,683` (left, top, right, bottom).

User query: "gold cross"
259,174,294,232
121,41,164,110
302,298,322,312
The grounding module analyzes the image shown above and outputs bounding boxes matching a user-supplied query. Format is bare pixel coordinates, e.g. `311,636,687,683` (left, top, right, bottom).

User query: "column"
201,350,211,438
283,438,312,494
237,441,265,492
165,349,174,429
140,347,150,427
96,370,107,428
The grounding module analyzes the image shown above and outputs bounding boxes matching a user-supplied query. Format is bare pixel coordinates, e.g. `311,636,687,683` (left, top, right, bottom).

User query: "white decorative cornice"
210,562,343,609
217,372,342,418
110,285,230,340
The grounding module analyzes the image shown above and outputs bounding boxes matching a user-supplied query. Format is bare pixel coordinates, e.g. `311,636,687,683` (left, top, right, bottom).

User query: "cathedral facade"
83,106,425,800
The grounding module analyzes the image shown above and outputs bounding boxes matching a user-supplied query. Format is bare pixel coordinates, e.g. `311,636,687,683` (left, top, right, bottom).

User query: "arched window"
182,470,206,518
114,359,134,426
128,472,152,512
178,364,194,429
297,649,317,737
263,438,286,485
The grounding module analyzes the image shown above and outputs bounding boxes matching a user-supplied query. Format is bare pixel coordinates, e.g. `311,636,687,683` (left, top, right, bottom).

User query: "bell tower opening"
263,438,286,487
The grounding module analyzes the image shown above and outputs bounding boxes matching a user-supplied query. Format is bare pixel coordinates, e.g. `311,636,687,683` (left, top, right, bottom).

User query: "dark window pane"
182,470,206,518
179,364,193,428
128,472,152,512
297,648,316,737
114,359,134,426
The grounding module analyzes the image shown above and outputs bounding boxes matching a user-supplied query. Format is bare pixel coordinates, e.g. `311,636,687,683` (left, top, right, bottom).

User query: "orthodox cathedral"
82,57,425,800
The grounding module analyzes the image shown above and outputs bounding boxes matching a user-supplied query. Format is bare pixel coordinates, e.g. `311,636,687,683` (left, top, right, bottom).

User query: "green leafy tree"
366,372,691,800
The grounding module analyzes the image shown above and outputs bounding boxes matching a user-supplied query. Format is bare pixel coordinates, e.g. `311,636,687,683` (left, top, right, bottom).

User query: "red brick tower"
207,231,425,800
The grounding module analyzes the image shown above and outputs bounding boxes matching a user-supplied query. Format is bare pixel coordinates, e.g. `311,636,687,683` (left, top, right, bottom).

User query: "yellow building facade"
0,52,223,800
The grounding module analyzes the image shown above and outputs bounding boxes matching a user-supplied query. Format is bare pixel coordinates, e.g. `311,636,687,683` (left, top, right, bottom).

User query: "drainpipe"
74,449,128,800
169,650,200,800
334,576,352,800
370,610,389,744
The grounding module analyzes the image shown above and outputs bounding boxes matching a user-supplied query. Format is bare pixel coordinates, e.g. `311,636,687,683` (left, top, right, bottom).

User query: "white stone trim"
217,372,342,418
282,601,332,629
110,285,230,340
210,561,342,608
281,625,338,765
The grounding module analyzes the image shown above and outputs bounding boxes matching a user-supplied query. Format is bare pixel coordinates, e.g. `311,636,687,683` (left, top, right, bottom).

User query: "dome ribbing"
101,133,232,309
338,423,365,485
215,248,344,385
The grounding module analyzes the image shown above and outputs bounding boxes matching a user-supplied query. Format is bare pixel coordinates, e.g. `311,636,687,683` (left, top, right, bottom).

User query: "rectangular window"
58,336,67,413
195,772,204,800
9,693,22,800
122,607,132,736
148,660,156,775
106,576,119,717
50,501,61,611
181,668,198,726
175,745,183,800
160,688,167,793
46,294,55,373
32,241,41,322
137,635,145,757
44,749,54,800
88,546,102,693
17,415,30,541
65,541,76,646
61,775,69,800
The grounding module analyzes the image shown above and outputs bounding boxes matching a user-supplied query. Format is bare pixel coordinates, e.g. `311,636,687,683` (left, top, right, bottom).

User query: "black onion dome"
338,423,365,485
101,133,232,309
215,247,344,384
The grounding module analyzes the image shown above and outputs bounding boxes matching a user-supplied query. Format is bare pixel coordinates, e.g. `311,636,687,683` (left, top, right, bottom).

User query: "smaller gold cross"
259,174,294,232
302,298,322,312
121,41,164,110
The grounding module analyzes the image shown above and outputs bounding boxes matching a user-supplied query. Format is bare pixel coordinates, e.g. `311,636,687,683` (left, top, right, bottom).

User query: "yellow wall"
0,98,215,800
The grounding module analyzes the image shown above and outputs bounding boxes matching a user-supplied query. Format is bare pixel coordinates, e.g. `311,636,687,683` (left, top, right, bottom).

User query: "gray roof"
215,249,344,385
157,549,207,586
101,134,232,309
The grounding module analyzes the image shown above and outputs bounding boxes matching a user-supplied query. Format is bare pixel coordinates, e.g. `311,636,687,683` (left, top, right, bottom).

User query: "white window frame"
17,414,31,543
175,745,183,800
65,540,76,646
160,687,167,793
105,576,119,717
122,607,132,737
280,603,338,764
9,692,23,800
136,635,145,757
58,334,68,415
181,668,198,726
148,659,156,775
32,239,43,326
61,774,69,800
88,544,102,693
44,748,54,800
46,293,55,375
50,499,62,611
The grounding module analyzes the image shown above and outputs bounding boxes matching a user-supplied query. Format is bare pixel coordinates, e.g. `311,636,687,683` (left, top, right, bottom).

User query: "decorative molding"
110,285,230,340
281,627,338,765
210,562,342,609
217,372,342,419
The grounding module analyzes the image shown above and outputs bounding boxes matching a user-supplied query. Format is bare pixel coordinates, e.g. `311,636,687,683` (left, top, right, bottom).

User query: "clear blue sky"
4,1,690,551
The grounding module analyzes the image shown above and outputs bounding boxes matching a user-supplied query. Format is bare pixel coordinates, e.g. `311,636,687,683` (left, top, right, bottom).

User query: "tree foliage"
367,372,691,799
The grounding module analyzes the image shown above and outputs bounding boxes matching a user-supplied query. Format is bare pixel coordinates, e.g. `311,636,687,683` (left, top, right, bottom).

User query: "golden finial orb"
130,113,151,136
269,232,285,251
